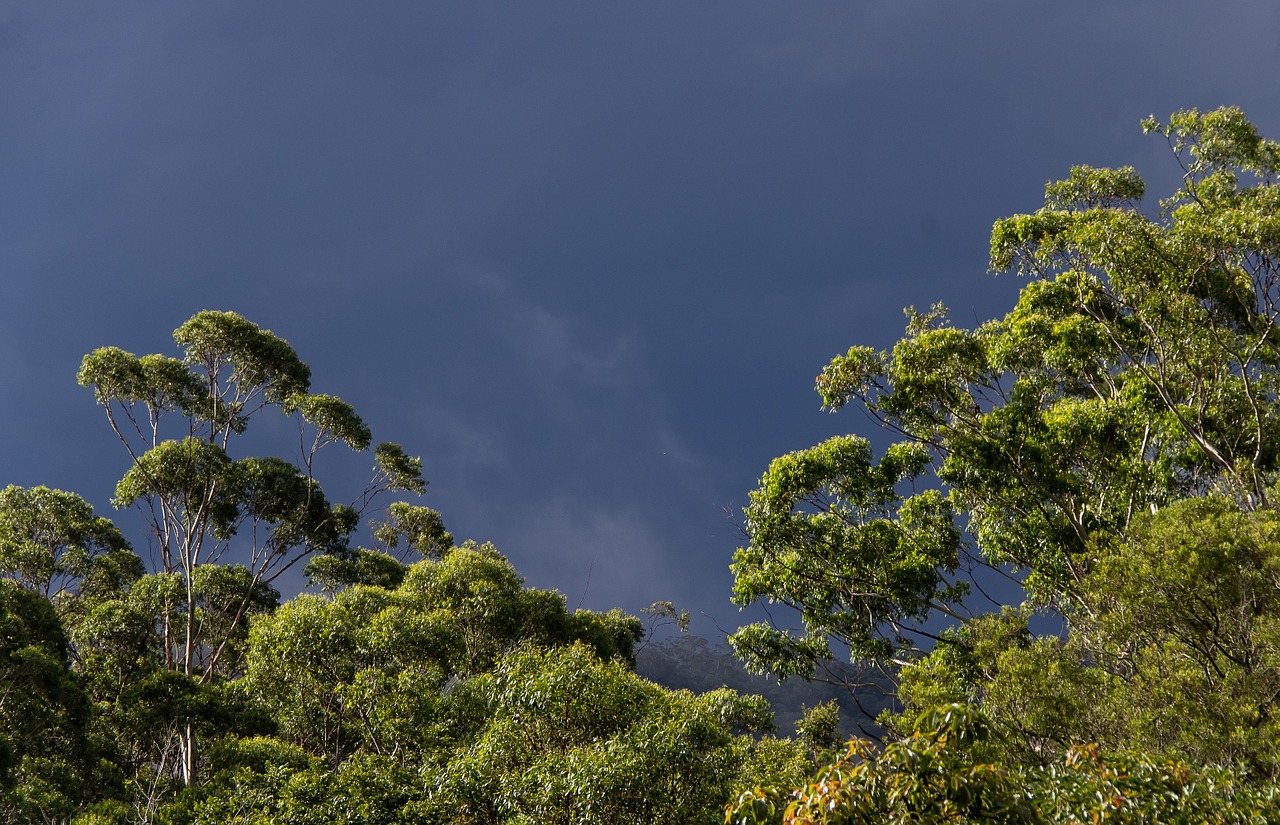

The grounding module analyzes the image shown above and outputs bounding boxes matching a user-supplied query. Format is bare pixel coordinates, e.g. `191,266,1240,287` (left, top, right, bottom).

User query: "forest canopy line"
5,107,1280,823
0,310,808,824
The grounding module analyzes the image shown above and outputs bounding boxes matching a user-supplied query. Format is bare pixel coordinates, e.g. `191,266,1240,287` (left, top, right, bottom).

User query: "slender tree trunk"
179,719,196,786
180,554,198,786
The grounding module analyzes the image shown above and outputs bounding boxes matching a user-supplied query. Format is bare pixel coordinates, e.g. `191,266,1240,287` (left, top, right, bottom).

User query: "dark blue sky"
3,2,1279,633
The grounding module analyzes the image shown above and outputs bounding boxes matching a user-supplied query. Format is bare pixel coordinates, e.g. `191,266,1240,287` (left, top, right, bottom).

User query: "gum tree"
77,310,427,784
731,107,1280,740
0,484,131,600
817,106,1280,604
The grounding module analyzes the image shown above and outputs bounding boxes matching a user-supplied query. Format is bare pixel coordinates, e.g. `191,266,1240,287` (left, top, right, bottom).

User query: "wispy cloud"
415,401,514,475
506,494,674,614
453,263,642,420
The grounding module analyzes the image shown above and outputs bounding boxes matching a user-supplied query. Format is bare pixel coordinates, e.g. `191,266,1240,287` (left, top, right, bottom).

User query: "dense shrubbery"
729,706,1280,824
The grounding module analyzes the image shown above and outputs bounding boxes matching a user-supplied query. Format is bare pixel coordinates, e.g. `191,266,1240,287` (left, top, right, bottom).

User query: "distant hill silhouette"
635,634,895,739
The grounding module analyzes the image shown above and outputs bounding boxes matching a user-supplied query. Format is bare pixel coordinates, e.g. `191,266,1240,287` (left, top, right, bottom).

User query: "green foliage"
373,443,426,496
245,586,460,762
894,496,1280,775
731,705,1280,825
731,106,1280,817
730,434,964,677
895,610,1117,768
1043,165,1145,210
433,643,783,825
248,541,646,769
397,540,639,671
639,599,690,639
729,705,1034,825
0,485,131,599
371,502,453,560
213,534,792,824
288,393,372,452
1080,496,1280,773
795,701,842,762
637,634,896,737
77,348,204,421
70,573,168,701
811,111,1280,609
1031,743,1280,824
9,304,801,822
304,548,409,593
190,565,280,678
77,310,429,787
0,581,100,822
986,108,1280,510
112,438,241,538
171,310,311,416
303,504,453,593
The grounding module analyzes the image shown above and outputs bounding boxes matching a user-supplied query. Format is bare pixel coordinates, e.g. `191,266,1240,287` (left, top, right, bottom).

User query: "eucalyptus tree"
816,106,1280,603
895,494,1280,774
248,540,646,766
77,310,427,785
429,643,778,825
731,107,1280,731
179,642,802,825
0,485,131,601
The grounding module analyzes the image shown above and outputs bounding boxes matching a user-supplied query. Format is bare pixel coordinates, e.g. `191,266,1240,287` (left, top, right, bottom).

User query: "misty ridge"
635,633,894,738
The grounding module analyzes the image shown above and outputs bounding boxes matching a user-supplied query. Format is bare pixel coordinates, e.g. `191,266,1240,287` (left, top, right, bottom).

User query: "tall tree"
816,106,1280,604
77,310,426,785
731,107,1280,740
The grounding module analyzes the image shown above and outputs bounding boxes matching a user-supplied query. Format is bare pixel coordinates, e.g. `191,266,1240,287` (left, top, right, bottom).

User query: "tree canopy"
729,106,1280,801
9,109,1280,822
